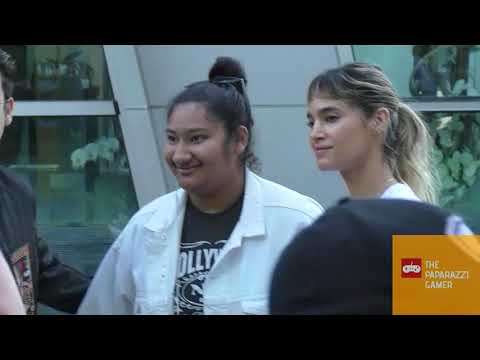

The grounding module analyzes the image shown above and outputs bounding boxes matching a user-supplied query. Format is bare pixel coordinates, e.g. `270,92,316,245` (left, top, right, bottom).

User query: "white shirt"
78,170,324,315
381,183,473,235
381,183,420,201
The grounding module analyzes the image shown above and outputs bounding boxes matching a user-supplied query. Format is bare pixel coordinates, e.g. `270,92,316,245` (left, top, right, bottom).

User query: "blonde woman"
306,62,437,203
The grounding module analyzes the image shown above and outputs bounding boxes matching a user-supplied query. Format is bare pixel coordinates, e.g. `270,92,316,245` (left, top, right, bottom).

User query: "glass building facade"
0,45,139,314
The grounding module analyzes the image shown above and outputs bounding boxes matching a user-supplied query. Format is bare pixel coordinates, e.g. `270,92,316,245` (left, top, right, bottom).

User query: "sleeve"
77,231,135,315
36,232,92,314
445,215,474,235
23,178,91,314
301,195,325,220
293,196,325,236
0,251,26,315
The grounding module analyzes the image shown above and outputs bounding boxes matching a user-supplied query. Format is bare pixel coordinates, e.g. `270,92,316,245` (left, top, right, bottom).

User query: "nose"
172,142,192,166
309,120,326,141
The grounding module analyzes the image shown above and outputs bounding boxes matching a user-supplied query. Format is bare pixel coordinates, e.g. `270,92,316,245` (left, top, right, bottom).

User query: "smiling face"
164,102,245,197
307,94,380,173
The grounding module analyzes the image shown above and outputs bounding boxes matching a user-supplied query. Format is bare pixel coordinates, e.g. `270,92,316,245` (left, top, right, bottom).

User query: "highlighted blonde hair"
308,62,438,204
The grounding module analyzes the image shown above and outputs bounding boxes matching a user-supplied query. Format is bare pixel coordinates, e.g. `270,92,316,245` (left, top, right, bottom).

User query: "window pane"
424,111,480,233
0,45,113,101
352,45,480,99
0,115,138,280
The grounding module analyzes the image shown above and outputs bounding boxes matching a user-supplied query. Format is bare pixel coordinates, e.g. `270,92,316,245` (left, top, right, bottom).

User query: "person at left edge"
0,47,90,314
0,251,25,315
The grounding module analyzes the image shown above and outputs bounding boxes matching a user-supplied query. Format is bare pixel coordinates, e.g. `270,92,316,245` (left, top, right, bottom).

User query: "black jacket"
0,167,90,314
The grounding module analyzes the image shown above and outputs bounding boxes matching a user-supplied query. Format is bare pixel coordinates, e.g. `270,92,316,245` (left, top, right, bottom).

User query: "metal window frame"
336,45,354,64
405,100,480,113
14,101,117,117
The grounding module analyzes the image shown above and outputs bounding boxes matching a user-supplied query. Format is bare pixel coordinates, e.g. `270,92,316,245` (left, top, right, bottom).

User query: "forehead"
308,96,353,114
167,102,221,132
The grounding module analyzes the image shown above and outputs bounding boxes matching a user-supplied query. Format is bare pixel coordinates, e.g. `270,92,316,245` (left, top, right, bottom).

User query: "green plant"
428,113,480,207
36,48,94,80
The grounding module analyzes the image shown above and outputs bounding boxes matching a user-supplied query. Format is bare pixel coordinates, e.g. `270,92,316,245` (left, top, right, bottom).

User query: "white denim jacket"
78,170,324,315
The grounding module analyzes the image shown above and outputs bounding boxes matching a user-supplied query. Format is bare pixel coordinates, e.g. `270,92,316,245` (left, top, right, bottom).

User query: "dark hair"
0,48,16,100
308,62,438,204
167,56,260,172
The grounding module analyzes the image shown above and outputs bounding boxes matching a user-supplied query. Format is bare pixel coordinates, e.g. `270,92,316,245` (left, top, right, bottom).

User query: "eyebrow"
315,106,342,115
166,128,209,134
307,106,341,119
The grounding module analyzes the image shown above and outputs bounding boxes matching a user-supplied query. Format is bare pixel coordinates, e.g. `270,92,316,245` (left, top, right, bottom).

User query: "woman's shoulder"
381,183,420,201
253,173,325,218
120,189,185,233
137,189,183,215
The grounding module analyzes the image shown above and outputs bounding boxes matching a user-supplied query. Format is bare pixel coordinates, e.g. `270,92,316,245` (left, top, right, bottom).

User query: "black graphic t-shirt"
174,195,244,315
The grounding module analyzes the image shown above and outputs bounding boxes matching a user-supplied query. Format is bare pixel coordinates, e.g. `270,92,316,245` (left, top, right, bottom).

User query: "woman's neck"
341,159,397,199
189,168,246,214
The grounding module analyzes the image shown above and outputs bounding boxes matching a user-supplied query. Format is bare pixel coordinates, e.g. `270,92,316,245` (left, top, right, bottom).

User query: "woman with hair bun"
79,56,324,315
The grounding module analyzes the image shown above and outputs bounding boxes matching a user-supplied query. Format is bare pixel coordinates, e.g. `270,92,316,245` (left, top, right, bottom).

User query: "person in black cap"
269,198,473,315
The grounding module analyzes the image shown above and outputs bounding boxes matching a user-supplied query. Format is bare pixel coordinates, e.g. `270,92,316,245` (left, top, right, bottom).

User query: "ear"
4,98,14,127
368,107,390,135
233,125,249,156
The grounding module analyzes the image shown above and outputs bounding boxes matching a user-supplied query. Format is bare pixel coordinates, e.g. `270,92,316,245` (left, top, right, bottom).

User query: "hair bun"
208,57,247,85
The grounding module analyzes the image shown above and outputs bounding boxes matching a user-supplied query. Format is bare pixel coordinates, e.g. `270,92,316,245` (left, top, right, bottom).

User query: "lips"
313,146,333,156
175,165,199,176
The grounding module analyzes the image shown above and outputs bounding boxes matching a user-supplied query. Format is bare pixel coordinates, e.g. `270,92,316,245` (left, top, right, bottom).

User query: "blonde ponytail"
387,103,439,204
309,62,439,204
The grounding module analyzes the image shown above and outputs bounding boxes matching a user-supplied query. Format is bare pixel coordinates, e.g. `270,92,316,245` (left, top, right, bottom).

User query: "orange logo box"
393,235,480,315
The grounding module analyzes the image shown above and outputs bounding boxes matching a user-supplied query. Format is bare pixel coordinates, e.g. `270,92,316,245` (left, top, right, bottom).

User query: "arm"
0,252,26,315
25,175,91,313
36,232,91,314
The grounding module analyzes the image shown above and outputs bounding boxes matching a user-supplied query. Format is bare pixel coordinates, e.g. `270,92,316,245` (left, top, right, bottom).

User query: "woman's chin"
316,160,336,171
176,175,198,191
